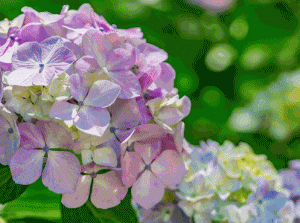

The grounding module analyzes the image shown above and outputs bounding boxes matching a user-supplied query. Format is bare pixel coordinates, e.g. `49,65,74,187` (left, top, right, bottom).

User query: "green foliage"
61,191,138,223
0,164,28,204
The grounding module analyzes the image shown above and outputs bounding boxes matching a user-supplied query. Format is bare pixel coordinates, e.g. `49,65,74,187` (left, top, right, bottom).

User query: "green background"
1,0,300,222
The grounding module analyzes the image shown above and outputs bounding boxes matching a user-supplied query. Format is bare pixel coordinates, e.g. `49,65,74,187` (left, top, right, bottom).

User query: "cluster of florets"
133,140,297,222
0,4,192,210
229,69,300,141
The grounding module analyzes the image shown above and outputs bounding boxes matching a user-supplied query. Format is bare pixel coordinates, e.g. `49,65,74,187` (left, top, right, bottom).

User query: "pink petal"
151,150,187,186
49,101,78,121
84,80,120,108
127,124,165,145
9,148,45,185
109,70,141,99
91,170,128,209
74,106,110,137
138,43,168,65
121,151,145,187
42,151,81,194
82,29,112,68
17,122,45,150
134,141,161,165
35,121,74,149
61,175,92,208
110,98,140,129
106,47,135,72
149,62,175,93
132,170,165,209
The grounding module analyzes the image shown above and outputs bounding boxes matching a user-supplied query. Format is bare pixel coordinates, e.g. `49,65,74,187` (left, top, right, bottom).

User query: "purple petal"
139,65,161,90
149,62,175,93
0,41,18,64
10,148,45,185
74,56,99,73
35,121,74,150
12,42,42,69
84,80,120,108
82,30,112,68
49,101,79,121
289,160,300,170
151,150,186,186
43,45,76,67
68,73,89,101
138,43,168,65
91,170,128,209
42,151,81,194
61,175,92,208
106,47,135,72
132,170,165,209
0,38,12,57
18,122,45,150
136,97,153,124
109,70,141,99
74,106,110,137
110,98,140,129
19,24,50,44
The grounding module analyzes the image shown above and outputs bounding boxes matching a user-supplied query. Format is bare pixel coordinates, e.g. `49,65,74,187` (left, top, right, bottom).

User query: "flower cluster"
229,69,300,141
0,4,191,210
133,140,296,222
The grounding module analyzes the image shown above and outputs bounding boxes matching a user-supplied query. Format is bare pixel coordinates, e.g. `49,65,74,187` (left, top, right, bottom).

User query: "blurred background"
1,0,300,222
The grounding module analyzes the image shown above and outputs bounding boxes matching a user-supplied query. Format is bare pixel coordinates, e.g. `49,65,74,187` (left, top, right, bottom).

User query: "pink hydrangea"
0,4,191,212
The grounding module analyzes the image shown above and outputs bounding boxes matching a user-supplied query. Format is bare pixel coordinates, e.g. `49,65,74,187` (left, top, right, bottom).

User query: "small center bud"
90,172,97,178
99,27,105,32
110,126,116,133
131,65,139,75
126,145,134,152
143,93,151,100
144,165,151,170
10,35,15,41
111,24,117,29
8,128,13,134
78,101,84,106
43,145,50,152
39,64,44,68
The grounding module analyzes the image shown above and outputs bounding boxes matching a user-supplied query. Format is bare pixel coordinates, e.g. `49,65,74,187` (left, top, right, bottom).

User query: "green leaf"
1,179,61,221
0,164,28,204
62,190,138,223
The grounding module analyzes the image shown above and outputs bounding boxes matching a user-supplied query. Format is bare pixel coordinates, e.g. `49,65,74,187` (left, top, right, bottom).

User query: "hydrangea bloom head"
0,3,191,212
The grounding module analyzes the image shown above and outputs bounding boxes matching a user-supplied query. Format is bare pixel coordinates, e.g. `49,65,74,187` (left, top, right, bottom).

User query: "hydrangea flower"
0,4,192,212
3,85,52,122
81,29,141,99
147,88,191,132
9,121,80,194
61,162,127,209
49,73,120,137
5,36,76,86
121,124,187,209
0,104,20,165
